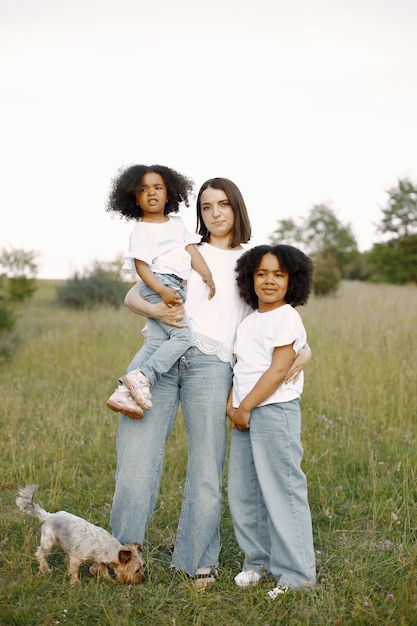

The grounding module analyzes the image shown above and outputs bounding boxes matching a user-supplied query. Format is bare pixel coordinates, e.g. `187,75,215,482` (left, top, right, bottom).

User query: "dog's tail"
16,484,50,521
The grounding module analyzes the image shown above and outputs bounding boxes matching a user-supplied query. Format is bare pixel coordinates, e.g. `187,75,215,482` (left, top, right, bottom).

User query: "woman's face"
200,187,235,239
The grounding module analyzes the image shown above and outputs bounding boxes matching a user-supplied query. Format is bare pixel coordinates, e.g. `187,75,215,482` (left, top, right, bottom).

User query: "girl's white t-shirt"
123,215,201,280
232,303,306,407
185,243,251,365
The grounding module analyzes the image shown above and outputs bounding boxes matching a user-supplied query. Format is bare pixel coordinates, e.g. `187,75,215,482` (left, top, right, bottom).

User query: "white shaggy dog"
16,484,144,586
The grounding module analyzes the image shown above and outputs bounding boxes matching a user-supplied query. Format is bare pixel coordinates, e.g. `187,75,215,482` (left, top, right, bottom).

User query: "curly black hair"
106,164,194,220
235,244,314,310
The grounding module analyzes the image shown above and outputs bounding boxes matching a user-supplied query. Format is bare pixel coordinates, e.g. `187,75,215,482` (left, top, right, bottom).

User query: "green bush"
0,303,18,360
7,274,37,302
0,248,39,358
367,235,417,284
0,297,15,332
56,266,129,309
312,251,341,296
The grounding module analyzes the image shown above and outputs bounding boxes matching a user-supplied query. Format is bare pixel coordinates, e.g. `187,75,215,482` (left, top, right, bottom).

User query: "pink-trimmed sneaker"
122,370,153,410
106,384,144,420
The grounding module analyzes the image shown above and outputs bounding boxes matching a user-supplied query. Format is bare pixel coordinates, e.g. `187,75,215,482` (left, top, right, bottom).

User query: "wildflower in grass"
391,514,401,527
378,539,394,550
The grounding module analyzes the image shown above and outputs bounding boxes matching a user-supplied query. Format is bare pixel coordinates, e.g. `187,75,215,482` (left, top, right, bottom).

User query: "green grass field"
1,280,416,625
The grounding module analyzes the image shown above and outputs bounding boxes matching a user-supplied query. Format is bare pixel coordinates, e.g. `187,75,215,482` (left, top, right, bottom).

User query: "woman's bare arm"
285,342,312,384
124,282,187,327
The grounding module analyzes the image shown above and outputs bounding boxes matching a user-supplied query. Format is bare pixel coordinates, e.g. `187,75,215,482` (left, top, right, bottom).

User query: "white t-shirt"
123,215,201,280
185,243,251,365
232,303,306,407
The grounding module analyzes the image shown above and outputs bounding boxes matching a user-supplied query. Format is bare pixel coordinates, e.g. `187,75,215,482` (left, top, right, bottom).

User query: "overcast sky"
1,0,416,279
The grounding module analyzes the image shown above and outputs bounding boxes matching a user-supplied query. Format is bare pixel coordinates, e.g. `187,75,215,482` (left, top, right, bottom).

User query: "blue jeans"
227,399,316,588
138,274,193,385
110,330,233,577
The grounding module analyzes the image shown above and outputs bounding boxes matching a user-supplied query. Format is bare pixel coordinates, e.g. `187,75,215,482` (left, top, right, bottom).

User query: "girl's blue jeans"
110,330,233,577
227,399,316,588
137,273,193,385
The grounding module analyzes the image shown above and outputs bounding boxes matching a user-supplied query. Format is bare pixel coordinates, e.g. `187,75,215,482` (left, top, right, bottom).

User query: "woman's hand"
124,282,187,327
151,300,187,326
285,342,312,384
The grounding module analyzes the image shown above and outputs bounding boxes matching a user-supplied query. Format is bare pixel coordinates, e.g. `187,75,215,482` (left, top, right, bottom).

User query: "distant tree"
367,235,417,284
301,204,358,269
311,250,342,297
269,218,303,247
270,203,358,289
0,291,15,333
0,247,38,302
377,177,417,238
369,178,417,284
343,250,374,281
0,246,39,358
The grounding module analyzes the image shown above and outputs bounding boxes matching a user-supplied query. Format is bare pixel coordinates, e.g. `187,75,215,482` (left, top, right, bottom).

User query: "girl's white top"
232,303,306,407
123,215,201,280
185,243,251,365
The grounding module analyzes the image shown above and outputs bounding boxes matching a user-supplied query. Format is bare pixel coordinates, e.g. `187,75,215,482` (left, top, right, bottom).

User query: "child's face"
135,172,168,218
254,253,289,312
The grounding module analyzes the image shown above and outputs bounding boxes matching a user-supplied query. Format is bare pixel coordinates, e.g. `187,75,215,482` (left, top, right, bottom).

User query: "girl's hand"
285,342,312,384
226,405,236,422
203,274,216,300
231,406,251,431
226,388,237,427
161,287,183,308
226,407,238,430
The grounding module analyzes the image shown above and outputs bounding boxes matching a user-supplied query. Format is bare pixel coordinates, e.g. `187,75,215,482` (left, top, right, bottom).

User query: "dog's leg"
67,555,82,585
89,563,99,578
35,524,56,574
97,562,115,583
35,544,51,575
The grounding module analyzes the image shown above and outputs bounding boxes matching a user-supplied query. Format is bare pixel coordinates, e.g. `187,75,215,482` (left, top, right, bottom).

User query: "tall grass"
1,280,416,625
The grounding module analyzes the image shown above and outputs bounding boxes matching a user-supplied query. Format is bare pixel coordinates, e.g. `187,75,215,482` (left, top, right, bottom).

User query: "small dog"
16,484,144,586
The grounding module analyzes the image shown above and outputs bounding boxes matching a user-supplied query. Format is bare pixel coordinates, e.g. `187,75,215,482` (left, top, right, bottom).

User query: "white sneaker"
122,369,153,410
266,585,289,599
234,570,262,587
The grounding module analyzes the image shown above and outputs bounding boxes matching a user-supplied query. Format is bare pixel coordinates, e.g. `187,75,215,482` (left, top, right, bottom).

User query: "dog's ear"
118,549,135,564
133,543,142,553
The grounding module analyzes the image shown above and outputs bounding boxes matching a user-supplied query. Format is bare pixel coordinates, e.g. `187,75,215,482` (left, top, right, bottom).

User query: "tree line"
269,177,417,295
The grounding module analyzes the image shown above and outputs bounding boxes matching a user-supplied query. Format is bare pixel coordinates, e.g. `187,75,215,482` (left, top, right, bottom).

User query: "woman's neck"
207,234,242,250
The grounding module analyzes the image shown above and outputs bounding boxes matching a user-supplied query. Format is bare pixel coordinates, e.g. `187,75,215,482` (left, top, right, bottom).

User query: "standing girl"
227,244,316,598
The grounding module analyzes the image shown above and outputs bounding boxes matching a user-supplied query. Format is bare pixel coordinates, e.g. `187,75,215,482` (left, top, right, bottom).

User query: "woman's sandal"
193,566,218,590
